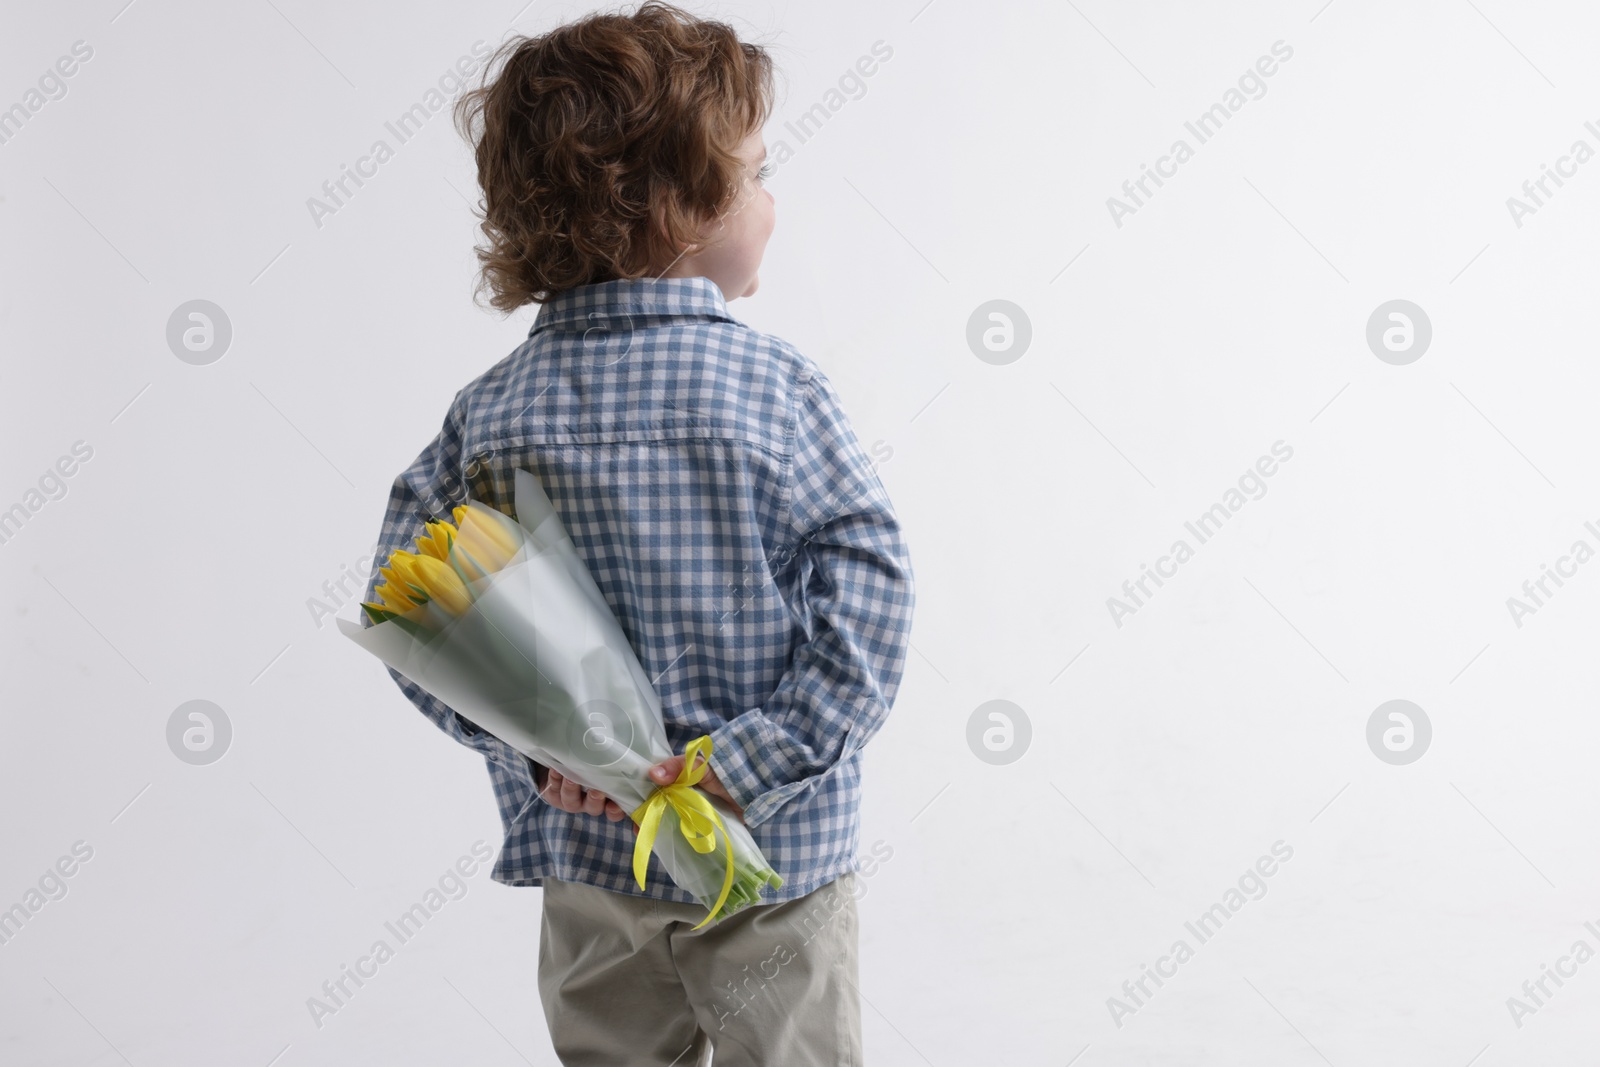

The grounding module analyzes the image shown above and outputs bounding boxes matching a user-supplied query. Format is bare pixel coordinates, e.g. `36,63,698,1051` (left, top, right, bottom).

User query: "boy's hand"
648,754,745,822
535,765,628,822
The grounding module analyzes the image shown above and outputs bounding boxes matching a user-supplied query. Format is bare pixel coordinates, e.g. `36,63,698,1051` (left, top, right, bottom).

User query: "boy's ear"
650,200,705,262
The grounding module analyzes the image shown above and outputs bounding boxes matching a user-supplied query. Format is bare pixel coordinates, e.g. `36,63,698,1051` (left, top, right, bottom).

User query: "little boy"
367,3,914,1063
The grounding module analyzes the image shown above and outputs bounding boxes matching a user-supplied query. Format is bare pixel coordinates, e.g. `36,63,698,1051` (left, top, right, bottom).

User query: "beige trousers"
537,874,863,1066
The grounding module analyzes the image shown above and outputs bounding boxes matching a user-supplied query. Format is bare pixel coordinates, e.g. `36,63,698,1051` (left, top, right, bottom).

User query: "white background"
4,0,1600,1064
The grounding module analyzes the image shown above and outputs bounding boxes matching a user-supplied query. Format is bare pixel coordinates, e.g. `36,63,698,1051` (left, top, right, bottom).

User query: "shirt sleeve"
362,392,534,779
707,369,915,828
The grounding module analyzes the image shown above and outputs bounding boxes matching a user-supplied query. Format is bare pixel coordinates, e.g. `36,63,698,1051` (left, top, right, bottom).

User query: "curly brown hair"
453,3,776,311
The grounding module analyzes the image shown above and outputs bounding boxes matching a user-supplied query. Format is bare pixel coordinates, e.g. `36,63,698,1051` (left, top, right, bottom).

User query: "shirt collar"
528,275,738,337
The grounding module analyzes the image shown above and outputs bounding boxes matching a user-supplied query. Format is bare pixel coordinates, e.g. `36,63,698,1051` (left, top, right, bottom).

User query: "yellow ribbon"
631,735,736,930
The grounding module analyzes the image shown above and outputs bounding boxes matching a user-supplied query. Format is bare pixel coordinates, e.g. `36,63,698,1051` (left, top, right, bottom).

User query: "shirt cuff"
707,712,818,828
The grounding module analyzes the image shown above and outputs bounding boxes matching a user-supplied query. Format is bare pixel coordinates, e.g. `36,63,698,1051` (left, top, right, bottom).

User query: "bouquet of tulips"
339,469,781,927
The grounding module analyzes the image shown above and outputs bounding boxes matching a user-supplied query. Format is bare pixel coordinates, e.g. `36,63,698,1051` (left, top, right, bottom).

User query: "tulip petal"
407,554,473,616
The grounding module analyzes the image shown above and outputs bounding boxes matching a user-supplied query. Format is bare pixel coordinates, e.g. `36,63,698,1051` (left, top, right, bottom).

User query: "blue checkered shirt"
367,276,914,904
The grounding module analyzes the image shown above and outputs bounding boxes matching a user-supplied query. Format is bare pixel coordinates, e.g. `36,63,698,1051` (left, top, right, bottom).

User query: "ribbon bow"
631,735,736,930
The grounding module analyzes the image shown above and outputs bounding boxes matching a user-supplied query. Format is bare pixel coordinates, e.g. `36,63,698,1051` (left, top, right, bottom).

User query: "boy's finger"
559,775,583,811
581,789,608,816
604,800,626,822
649,756,683,784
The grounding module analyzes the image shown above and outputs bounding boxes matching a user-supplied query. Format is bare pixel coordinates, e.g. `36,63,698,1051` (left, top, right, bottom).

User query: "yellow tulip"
394,552,473,616
364,507,521,619
365,585,412,615
415,520,455,562
385,552,429,600
452,505,521,581
384,552,428,603
365,559,422,614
